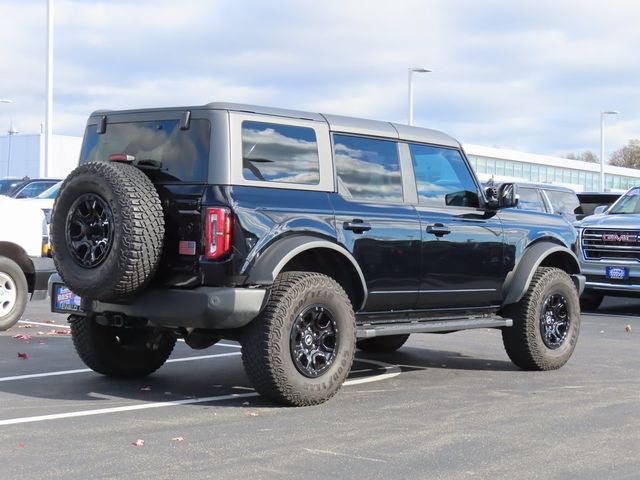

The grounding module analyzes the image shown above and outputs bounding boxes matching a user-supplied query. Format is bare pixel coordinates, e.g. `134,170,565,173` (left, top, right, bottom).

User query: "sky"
0,0,638,160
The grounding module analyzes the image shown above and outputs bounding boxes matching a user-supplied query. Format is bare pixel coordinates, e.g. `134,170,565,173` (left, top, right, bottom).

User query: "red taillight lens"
205,207,232,260
108,153,135,162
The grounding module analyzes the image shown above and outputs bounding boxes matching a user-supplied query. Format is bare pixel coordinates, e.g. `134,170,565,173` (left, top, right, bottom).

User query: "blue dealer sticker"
606,266,629,280
53,284,83,312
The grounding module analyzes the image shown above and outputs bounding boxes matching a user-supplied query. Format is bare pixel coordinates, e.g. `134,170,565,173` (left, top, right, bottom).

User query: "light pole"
408,67,431,126
600,110,620,192
1,99,14,176
44,0,54,178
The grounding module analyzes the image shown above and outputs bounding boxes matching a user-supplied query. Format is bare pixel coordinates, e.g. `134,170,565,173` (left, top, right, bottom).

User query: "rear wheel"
241,272,356,406
357,334,410,353
70,315,176,377
0,257,28,331
501,267,580,371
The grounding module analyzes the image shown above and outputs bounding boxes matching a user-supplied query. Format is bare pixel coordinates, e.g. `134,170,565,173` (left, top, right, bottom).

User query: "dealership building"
1,131,640,193
0,132,81,179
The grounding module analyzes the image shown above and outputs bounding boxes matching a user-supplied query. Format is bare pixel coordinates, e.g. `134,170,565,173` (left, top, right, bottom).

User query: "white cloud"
0,0,639,162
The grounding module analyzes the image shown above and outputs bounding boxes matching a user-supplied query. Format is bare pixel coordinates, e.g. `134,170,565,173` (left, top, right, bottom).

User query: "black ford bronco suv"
49,103,584,406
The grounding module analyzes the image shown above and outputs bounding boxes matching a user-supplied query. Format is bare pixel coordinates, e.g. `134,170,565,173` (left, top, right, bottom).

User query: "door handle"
426,223,451,236
343,220,372,233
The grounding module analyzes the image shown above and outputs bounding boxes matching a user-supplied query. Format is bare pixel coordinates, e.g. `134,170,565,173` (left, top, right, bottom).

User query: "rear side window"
518,187,546,212
333,134,402,202
545,189,580,215
409,144,478,208
80,119,211,182
241,121,320,185
14,181,58,198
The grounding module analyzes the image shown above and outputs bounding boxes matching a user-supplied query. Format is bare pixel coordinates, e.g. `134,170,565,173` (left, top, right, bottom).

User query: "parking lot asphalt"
0,298,638,480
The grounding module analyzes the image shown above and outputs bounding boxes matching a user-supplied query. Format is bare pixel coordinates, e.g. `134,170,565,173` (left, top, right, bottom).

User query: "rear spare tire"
50,161,164,301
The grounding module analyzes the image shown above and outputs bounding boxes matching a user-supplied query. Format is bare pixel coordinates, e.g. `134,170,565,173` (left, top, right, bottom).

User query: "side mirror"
498,183,519,209
594,205,608,215
486,183,519,209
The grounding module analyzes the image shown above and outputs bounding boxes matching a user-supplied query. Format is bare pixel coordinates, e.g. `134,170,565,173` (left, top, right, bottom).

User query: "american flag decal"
178,240,197,256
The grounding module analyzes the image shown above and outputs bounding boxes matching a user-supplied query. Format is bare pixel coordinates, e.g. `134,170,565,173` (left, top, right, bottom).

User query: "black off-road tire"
0,256,28,331
501,267,580,371
579,291,604,311
70,315,176,377
241,272,356,406
357,334,410,353
50,161,164,301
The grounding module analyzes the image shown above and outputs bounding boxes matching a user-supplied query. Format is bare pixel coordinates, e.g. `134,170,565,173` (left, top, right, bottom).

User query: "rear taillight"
205,207,232,260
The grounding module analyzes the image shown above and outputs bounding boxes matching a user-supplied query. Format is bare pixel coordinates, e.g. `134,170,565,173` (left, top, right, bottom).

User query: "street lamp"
600,110,620,192
408,67,431,126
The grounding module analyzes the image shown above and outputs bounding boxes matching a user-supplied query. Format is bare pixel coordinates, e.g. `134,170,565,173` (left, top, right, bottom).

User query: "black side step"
356,316,513,339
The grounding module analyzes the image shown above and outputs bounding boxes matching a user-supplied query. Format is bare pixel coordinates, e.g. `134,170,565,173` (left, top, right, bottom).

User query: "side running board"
356,316,513,339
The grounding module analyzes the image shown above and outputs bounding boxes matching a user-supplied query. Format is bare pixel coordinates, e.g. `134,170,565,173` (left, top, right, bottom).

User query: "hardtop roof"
89,102,460,148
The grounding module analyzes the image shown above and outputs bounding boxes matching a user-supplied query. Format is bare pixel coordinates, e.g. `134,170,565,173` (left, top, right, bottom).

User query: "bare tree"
564,151,598,163
609,140,640,169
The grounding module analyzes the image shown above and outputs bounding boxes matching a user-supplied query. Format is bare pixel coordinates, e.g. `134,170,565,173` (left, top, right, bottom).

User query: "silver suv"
578,185,640,309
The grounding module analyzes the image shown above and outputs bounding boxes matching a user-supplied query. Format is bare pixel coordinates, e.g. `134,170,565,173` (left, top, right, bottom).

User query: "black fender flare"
502,241,581,306
245,236,368,310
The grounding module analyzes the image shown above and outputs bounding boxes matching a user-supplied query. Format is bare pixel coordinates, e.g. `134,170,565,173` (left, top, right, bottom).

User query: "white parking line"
18,320,69,329
0,359,401,426
15,321,242,350
0,392,259,426
0,352,241,382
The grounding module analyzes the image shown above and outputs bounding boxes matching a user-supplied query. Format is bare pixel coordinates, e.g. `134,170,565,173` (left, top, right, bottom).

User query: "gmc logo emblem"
602,234,637,242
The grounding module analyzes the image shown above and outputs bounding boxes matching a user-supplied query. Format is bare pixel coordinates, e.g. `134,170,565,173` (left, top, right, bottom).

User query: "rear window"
80,119,211,182
241,121,320,185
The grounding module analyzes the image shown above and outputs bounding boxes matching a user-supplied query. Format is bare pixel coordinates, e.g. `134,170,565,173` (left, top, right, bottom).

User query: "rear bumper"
48,274,268,330
31,257,56,300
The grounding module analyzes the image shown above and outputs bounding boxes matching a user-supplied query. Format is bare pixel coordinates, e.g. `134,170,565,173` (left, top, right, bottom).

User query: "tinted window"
410,144,478,208
242,121,320,185
608,187,640,214
0,179,21,195
333,135,402,202
517,187,546,212
15,181,58,198
545,189,580,215
80,119,211,182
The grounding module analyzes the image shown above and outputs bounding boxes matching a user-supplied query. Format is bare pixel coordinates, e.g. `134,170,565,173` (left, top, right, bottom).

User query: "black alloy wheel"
540,293,570,349
65,193,114,268
290,305,338,378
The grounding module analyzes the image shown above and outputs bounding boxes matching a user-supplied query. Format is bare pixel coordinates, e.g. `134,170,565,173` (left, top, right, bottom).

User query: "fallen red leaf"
13,334,32,341
132,439,145,447
45,320,56,324
18,443,25,448
17,352,28,359
48,329,71,335
625,324,632,332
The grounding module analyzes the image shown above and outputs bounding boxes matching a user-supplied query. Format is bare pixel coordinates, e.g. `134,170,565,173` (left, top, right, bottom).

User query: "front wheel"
501,267,580,371
70,316,176,377
241,272,356,406
0,256,28,331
